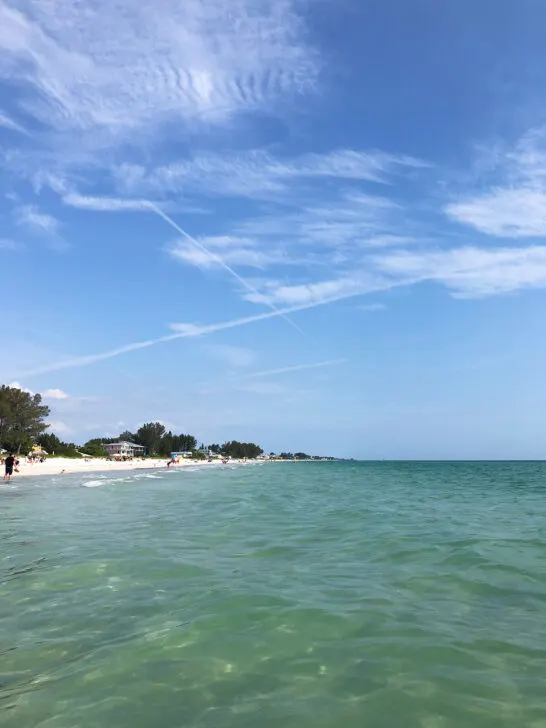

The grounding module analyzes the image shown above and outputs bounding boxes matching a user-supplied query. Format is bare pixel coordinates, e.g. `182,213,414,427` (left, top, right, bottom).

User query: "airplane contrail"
16,292,363,378
231,359,347,380
145,201,307,337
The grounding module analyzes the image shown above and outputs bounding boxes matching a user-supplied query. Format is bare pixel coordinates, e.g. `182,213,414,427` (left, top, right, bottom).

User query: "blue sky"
2,0,546,458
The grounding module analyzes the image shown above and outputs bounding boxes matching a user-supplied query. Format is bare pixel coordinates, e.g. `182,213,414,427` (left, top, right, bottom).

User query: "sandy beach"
8,457,230,479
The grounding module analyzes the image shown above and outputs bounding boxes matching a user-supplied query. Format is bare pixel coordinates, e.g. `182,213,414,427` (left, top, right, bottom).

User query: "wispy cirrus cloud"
239,243,546,306
114,149,427,199
375,245,546,298
62,192,206,215
14,204,66,250
62,194,151,212
0,0,317,142
13,237,546,381
166,188,416,284
0,110,28,134
16,204,59,236
150,202,306,336
446,126,546,238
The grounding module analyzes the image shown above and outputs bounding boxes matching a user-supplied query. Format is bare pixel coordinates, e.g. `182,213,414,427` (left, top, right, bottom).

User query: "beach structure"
30,445,48,457
103,441,146,458
170,451,193,459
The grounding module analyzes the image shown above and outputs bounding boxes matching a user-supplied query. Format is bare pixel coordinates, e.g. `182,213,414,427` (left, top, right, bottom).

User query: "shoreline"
5,457,240,480
3,456,326,482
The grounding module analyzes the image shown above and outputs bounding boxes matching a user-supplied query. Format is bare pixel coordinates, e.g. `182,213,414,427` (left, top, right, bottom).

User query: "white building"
103,441,146,458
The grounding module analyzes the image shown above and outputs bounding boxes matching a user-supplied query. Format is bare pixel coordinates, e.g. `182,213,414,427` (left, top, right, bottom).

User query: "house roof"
104,441,145,448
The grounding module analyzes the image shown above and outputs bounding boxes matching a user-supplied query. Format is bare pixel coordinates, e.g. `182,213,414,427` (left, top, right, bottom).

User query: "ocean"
1,461,545,727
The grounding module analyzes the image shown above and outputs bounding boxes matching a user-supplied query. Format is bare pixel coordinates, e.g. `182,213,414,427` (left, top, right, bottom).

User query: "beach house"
103,441,146,458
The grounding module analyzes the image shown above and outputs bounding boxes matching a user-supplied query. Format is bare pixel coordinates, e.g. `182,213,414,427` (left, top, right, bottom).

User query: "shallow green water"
1,461,546,727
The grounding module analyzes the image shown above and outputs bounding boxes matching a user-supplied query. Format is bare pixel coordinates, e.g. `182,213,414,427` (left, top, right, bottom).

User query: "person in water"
4,453,15,481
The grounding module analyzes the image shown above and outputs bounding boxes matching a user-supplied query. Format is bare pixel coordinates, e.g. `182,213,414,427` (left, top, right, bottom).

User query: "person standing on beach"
4,453,15,481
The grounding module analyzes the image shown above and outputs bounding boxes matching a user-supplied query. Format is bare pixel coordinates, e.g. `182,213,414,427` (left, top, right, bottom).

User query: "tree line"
82,422,199,457
0,385,264,459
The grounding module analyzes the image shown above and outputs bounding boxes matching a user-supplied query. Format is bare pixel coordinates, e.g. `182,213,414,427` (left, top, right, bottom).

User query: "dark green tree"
37,432,63,454
37,432,81,458
118,430,137,442
82,438,108,457
221,441,264,459
136,422,166,455
0,385,51,454
172,434,197,452
159,431,174,457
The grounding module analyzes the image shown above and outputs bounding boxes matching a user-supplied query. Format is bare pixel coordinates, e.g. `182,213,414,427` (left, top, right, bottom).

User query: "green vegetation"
220,441,264,459
0,385,50,454
36,433,82,458
81,439,109,457
0,386,268,461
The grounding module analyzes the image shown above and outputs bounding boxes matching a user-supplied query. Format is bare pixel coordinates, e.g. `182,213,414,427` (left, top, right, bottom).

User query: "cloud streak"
0,0,317,140
445,126,546,238
148,202,307,336
16,205,60,236
115,150,427,200
16,289,381,378
231,359,346,380
0,110,28,134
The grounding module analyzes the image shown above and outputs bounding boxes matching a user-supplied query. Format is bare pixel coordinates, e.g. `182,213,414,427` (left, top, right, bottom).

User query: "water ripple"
1,461,546,727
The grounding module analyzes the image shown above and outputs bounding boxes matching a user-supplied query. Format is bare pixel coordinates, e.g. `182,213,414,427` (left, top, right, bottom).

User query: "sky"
1,0,546,459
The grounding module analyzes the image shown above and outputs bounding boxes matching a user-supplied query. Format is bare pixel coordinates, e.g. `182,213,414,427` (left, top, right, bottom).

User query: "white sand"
10,457,227,479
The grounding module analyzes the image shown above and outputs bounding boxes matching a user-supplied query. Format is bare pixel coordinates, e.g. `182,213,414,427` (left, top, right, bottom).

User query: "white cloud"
374,245,546,298
43,388,69,400
12,234,546,380
62,193,150,212
0,0,317,141
115,150,425,199
150,202,305,336
16,204,60,236
62,192,204,214
446,126,546,238
168,234,309,270
169,237,273,270
446,188,546,238
9,381,34,394
242,273,390,306
0,110,27,134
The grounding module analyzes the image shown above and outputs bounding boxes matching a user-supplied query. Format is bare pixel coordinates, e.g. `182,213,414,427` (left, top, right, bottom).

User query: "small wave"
82,480,107,488
81,476,131,488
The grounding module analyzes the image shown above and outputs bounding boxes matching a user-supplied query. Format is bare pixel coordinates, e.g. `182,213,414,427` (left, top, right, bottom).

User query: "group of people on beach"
2,454,19,481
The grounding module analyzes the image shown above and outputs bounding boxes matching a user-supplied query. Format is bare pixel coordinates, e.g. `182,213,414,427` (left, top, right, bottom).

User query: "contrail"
16,291,363,378
145,202,306,337
231,359,347,380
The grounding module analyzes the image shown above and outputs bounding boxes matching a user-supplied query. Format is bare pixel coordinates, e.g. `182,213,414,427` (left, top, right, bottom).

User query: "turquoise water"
1,461,546,728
